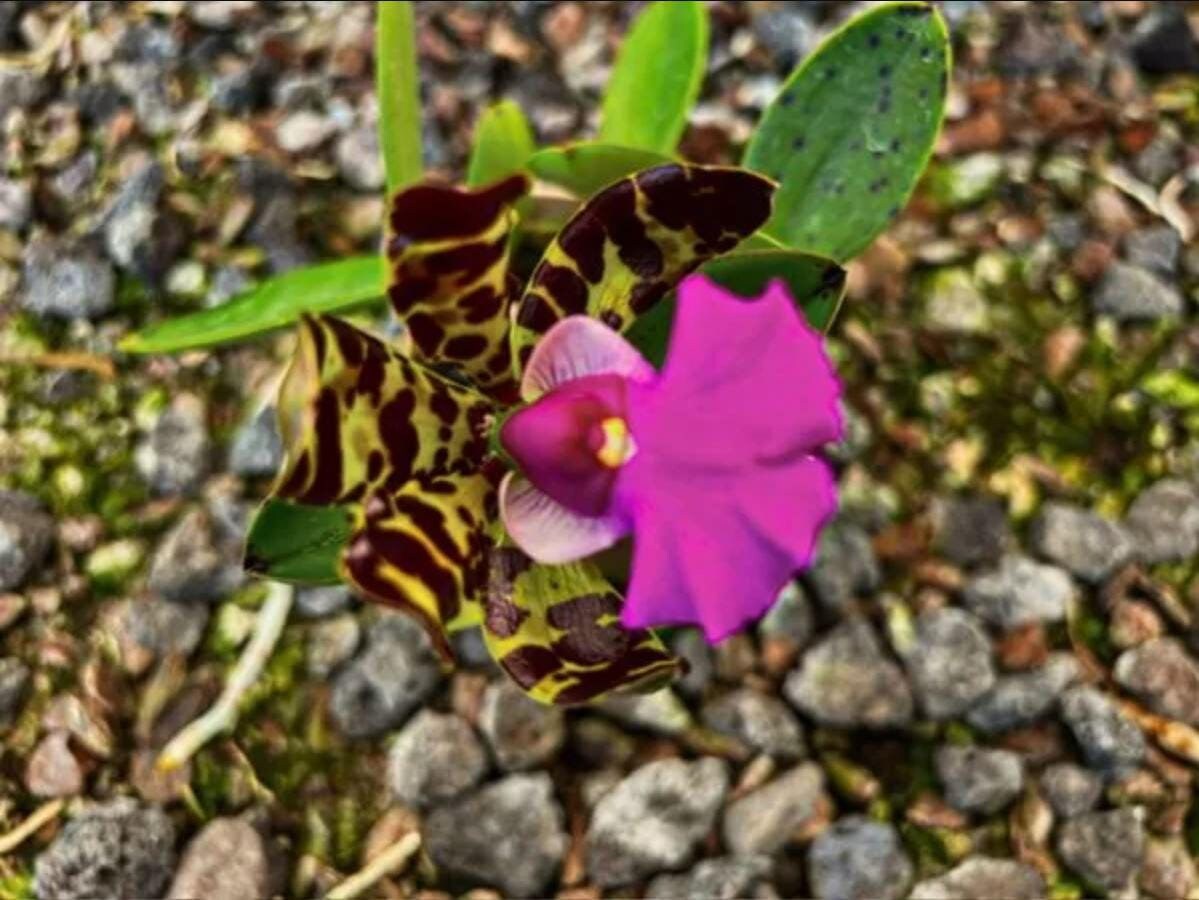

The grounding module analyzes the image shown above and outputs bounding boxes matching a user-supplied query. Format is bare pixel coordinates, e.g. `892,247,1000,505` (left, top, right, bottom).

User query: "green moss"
0,866,35,900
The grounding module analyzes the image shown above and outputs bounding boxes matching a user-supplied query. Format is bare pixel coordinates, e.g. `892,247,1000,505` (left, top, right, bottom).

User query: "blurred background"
0,2,1197,898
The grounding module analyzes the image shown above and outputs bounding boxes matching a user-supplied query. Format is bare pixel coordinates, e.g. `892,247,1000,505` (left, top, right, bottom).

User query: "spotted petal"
386,175,530,401
510,164,775,370
482,547,681,705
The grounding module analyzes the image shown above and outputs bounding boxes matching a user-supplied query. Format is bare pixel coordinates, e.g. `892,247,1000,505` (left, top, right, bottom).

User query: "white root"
325,832,423,900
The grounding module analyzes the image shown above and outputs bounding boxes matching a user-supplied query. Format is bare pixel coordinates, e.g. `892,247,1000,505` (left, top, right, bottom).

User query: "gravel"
722,762,828,856
0,177,32,231
168,816,277,900
478,679,566,771
1039,762,1103,819
0,657,31,727
33,798,176,900
930,494,1011,567
1123,478,1199,564
934,745,1024,815
20,236,115,321
807,816,913,900
646,855,773,900
0,490,54,592
1124,225,1181,276
962,553,1075,628
805,520,881,614
587,757,728,887
25,731,84,798
304,614,361,679
101,159,184,283
135,394,211,496
328,613,442,739
1059,685,1146,777
909,857,1046,900
1031,502,1135,583
784,618,914,729
295,585,354,619
700,687,806,759
424,773,566,898
1091,261,1184,321
147,507,241,604
1113,637,1199,726
388,709,488,808
966,652,1081,733
228,406,284,479
1057,808,1146,895
903,607,996,719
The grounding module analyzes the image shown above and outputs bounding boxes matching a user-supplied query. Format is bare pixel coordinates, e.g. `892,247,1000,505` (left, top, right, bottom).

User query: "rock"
1059,686,1146,777
1113,637,1199,726
758,581,815,647
904,608,996,720
425,773,566,898
147,508,241,604
587,757,728,887
784,618,914,729
101,160,184,283
1091,262,1183,322
25,731,84,798
335,125,385,191
136,394,211,496
388,710,488,808
931,495,1010,567
701,687,805,759
0,657,30,727
117,597,209,664
169,816,276,900
966,652,1080,733
1124,478,1199,564
0,177,32,230
305,614,360,678
1124,226,1181,277
932,154,1004,209
807,816,913,900
752,6,817,69
1057,808,1145,896
329,613,441,738
923,267,990,334
228,407,283,479
478,679,565,771
646,855,773,900
935,745,1024,815
1130,3,1199,75
276,110,337,153
239,159,312,274
295,585,354,619
962,554,1075,628
0,490,54,591
0,69,47,119
806,520,881,613
33,798,176,900
909,857,1046,900
671,629,714,698
1039,762,1102,818
722,763,828,856
600,689,692,736
1140,835,1197,900
20,236,115,321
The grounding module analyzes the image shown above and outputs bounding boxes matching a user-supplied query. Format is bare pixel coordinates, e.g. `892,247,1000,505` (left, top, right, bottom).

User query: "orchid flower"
261,163,844,704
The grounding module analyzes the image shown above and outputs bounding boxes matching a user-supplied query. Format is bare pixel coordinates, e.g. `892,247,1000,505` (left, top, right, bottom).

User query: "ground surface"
1,1,1198,898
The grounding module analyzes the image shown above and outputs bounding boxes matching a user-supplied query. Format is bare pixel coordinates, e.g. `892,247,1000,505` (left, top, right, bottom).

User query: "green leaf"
467,100,537,187
376,0,423,193
599,1,709,153
526,142,672,198
244,498,354,585
120,256,384,354
625,250,847,368
744,1,950,261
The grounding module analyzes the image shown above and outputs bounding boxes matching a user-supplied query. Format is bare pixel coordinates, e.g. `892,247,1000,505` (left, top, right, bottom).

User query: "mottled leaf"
119,256,383,354
744,1,950,261
510,163,775,369
376,0,423,193
625,249,847,367
482,547,681,705
467,100,537,188
385,175,530,401
244,498,353,585
599,1,709,152
527,143,672,199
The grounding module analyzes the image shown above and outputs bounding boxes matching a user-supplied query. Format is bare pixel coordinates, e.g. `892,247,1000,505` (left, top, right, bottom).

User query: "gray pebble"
425,773,566,898
295,585,354,619
784,618,914,729
758,581,815,648
388,710,488,808
806,520,881,614
147,508,241,604
701,687,806,759
931,495,1010,567
335,126,385,191
962,553,1075,628
305,614,360,679
1039,762,1102,818
101,160,184,283
0,177,32,231
34,798,176,900
909,857,1046,900
723,762,828,856
1124,478,1199,564
228,406,283,479
935,745,1024,815
1057,808,1146,895
0,657,30,727
120,596,210,661
966,652,1080,733
646,855,773,900
21,236,115,321
1092,261,1183,322
904,607,996,720
168,816,277,900
1113,637,1199,726
1124,226,1181,277
329,613,441,739
1032,502,1135,583
135,394,211,496
671,628,715,698
1059,686,1146,777
587,757,728,887
807,816,912,900
0,490,54,592
478,679,565,771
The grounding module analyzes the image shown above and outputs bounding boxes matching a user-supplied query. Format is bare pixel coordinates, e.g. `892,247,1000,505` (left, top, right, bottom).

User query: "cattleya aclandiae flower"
266,163,842,705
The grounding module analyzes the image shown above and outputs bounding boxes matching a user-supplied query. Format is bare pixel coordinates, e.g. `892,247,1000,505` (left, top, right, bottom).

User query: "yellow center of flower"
595,416,636,468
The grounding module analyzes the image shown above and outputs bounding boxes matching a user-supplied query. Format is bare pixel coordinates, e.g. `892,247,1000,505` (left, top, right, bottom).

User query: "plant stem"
326,832,422,900
0,799,65,854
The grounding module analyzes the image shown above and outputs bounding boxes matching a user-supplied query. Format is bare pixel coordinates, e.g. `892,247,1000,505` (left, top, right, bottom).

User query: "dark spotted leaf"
744,1,950,261
244,498,354,585
482,548,681,705
625,249,847,368
527,143,672,199
599,1,709,153
119,256,384,354
467,100,537,188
